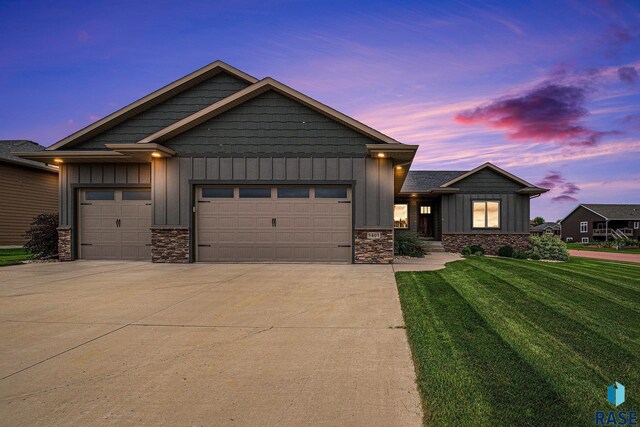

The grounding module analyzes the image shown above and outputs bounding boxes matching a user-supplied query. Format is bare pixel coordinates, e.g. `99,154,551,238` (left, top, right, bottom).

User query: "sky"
1,0,639,221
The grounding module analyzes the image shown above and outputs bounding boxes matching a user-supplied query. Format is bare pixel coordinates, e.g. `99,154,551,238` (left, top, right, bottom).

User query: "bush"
512,250,528,259
529,235,569,261
530,252,541,260
394,231,427,258
461,245,484,256
497,245,514,257
24,213,59,259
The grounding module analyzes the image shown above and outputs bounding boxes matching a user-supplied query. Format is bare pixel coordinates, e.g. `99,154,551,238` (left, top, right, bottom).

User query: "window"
85,190,114,201
394,204,408,229
472,201,500,228
239,187,271,198
634,221,639,229
122,190,151,201
580,221,588,233
277,187,309,198
581,237,589,243
545,228,553,234
420,206,431,214
315,187,348,198
202,187,234,198
566,237,573,242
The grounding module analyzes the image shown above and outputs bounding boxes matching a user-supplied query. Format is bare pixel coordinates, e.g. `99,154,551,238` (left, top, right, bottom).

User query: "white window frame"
566,237,573,242
581,237,589,243
544,228,553,234
580,222,588,233
634,221,639,230
420,206,431,214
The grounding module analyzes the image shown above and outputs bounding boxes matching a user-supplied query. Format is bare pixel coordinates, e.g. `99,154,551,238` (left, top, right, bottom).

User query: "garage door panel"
79,189,150,261
197,186,351,263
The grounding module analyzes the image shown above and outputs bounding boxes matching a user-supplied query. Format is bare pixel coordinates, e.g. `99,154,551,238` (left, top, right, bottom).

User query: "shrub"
24,213,59,259
512,250,528,259
461,247,472,256
461,245,484,256
529,235,569,261
497,245,514,258
530,252,541,260
394,231,427,258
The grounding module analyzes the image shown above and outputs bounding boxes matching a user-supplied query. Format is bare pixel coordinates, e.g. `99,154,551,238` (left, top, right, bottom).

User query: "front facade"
17,61,545,262
530,222,561,237
0,140,58,246
560,204,640,243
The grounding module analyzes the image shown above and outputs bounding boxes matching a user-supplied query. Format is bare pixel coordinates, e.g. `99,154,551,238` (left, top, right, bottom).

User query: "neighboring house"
16,61,546,263
560,204,640,243
0,140,58,246
530,221,561,237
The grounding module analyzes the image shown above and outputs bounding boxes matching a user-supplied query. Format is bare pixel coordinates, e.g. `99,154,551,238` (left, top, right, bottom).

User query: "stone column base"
442,233,530,255
354,229,394,264
151,228,190,263
57,227,72,261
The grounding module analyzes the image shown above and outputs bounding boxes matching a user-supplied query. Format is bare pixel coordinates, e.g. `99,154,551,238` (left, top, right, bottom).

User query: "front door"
418,205,433,237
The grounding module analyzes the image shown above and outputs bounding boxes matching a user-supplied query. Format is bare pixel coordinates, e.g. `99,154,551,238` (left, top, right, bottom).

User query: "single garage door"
79,189,151,260
197,186,352,262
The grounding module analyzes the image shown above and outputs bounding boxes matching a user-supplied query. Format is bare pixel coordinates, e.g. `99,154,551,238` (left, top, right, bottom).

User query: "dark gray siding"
164,91,371,157
441,193,530,233
440,170,530,234
152,156,393,229
454,168,523,192
69,73,249,149
58,163,151,227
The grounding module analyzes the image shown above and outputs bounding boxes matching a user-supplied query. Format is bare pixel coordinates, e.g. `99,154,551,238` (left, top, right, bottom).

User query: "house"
530,221,561,237
560,204,640,243
15,61,546,263
0,140,58,246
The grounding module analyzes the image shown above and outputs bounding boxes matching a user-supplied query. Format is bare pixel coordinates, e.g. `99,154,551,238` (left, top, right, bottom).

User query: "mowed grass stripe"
397,257,640,426
397,269,575,426
441,262,611,421
465,258,639,392
472,258,640,352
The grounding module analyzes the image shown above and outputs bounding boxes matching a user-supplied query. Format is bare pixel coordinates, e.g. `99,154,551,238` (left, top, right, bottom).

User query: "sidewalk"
569,250,640,263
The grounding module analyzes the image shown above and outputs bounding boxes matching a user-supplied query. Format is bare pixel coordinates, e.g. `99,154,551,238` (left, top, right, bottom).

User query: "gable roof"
440,162,537,188
401,171,467,193
0,140,58,172
47,61,258,151
138,77,402,146
580,204,640,220
531,222,561,231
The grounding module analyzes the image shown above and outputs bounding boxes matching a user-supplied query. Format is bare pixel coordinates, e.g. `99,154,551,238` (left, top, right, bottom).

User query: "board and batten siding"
152,156,393,229
441,169,531,234
58,163,151,227
0,163,58,245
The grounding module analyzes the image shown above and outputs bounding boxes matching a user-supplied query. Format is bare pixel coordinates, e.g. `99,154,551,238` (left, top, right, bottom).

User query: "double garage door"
79,189,151,260
196,185,352,263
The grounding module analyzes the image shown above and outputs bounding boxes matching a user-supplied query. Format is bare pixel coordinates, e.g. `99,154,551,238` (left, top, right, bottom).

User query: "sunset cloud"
536,171,580,202
454,82,617,147
617,66,638,84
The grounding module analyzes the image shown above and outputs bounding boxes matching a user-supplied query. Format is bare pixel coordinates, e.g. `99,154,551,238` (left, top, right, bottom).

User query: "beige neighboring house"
0,140,58,246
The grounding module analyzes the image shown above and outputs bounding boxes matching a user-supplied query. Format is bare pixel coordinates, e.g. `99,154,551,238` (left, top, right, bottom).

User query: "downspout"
605,220,609,241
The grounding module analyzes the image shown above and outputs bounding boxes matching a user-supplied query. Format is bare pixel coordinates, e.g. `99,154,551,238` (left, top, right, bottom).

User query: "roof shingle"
400,170,468,193
582,204,640,220
0,140,56,171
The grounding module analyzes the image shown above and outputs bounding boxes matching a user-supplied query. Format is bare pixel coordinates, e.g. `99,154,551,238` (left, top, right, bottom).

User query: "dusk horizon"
1,0,639,221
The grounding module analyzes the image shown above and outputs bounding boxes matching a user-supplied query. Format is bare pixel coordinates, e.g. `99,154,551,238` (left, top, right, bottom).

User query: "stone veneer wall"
354,229,394,264
151,228,190,263
442,233,530,255
57,227,72,261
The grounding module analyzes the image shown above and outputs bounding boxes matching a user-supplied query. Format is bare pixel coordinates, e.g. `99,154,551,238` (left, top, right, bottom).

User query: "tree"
532,216,545,226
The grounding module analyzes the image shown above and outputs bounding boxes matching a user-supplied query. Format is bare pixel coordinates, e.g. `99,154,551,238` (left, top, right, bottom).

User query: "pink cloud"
536,171,581,203
454,83,617,147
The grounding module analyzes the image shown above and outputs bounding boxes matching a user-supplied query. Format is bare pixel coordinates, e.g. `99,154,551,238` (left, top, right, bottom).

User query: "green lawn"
0,248,31,266
396,257,640,426
567,242,640,254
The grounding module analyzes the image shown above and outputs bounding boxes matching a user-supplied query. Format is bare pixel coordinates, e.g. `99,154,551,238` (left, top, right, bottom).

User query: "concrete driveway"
0,261,421,426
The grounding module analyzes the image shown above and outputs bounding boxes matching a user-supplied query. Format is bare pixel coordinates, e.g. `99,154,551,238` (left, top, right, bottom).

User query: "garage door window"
277,187,310,198
85,190,115,201
239,187,271,198
202,187,234,198
315,187,348,198
122,190,151,200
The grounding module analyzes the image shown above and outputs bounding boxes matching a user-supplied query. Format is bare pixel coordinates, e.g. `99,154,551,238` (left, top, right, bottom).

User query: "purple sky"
1,0,639,221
